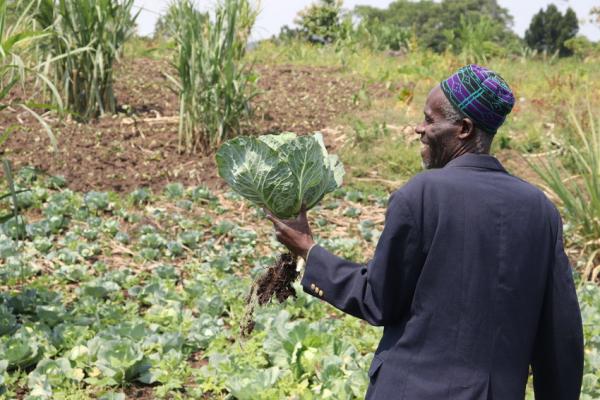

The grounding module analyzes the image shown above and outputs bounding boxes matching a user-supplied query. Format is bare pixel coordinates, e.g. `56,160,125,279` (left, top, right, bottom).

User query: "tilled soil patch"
0,58,393,193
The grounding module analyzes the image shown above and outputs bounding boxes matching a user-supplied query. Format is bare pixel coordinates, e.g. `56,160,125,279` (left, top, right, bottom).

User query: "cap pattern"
441,64,515,134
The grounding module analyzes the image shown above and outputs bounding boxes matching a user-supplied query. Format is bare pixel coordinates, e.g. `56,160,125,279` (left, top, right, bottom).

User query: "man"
266,65,584,399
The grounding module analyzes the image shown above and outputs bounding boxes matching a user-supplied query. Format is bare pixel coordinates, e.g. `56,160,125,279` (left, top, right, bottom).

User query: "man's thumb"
299,204,308,222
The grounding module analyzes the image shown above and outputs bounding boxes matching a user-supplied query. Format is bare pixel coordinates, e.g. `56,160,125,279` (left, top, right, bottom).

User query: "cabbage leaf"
216,133,344,219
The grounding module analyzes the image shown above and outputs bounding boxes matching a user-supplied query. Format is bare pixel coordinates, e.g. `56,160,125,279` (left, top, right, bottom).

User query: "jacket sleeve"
300,191,421,326
531,213,584,399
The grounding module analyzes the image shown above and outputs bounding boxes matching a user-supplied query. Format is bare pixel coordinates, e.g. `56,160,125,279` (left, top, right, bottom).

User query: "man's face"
415,86,463,169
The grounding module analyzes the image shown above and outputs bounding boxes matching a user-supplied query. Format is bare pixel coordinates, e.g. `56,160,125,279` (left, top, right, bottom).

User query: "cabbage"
216,133,344,219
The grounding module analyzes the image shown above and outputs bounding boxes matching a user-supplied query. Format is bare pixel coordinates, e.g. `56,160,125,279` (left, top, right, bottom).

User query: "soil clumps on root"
241,253,299,336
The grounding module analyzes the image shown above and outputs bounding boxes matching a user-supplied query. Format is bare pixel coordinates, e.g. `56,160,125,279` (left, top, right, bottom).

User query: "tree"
354,0,517,53
295,0,344,42
154,3,208,39
525,5,578,57
591,7,600,27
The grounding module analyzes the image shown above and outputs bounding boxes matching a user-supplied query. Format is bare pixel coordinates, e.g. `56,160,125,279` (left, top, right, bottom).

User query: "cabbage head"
216,133,344,219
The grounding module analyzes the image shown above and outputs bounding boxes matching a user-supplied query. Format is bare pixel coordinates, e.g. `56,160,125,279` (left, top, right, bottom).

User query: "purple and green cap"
440,64,515,134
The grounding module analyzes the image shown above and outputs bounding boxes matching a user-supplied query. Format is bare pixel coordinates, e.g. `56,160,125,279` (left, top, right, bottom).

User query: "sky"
132,0,600,41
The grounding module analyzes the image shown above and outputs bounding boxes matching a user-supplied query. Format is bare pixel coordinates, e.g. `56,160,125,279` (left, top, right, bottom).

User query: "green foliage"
153,2,205,40
592,7,600,27
295,0,345,42
0,304,17,335
353,18,412,52
0,165,596,397
529,106,600,280
88,338,149,385
448,15,509,64
564,36,598,60
354,0,517,53
216,133,344,219
27,358,83,397
525,5,579,57
0,0,28,114
0,327,44,369
1,15,600,397
0,0,61,147
34,0,138,120
169,0,258,153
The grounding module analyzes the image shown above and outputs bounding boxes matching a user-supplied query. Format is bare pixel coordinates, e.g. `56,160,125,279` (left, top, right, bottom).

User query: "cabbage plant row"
0,170,598,399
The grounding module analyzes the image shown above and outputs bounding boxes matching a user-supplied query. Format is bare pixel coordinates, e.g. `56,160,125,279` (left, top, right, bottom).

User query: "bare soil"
0,58,390,193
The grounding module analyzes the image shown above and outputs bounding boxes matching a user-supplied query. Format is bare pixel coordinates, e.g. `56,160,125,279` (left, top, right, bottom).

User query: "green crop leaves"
0,164,597,398
216,132,344,218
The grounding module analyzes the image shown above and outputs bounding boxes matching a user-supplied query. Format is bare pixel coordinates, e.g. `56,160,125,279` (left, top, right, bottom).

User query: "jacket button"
318,289,324,297
310,283,316,290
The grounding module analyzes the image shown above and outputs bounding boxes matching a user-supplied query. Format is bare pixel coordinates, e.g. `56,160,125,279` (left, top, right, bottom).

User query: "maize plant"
34,0,138,121
169,0,258,153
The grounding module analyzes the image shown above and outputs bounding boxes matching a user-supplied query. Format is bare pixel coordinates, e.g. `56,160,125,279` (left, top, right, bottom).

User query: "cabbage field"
0,173,391,399
2,0,600,398
0,171,599,399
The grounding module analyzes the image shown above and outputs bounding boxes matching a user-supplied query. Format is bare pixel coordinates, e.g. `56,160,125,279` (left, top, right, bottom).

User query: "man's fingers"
263,208,274,219
266,213,291,233
265,210,282,225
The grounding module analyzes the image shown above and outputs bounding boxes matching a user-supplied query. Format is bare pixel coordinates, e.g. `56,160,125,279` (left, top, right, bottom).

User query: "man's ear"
458,118,475,140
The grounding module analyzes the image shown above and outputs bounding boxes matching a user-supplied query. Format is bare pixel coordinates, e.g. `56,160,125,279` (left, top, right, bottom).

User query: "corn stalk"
34,0,138,121
169,0,258,153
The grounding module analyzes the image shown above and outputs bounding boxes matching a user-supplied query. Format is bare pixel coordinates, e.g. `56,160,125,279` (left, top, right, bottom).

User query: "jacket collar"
443,153,507,172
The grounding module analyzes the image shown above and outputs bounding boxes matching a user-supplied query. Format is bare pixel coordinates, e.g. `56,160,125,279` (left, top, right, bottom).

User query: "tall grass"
0,0,62,148
34,0,138,120
169,0,258,153
1,0,47,110
1,0,54,251
529,105,600,281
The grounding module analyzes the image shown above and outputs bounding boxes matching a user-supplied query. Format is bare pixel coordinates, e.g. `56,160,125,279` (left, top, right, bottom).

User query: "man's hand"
265,205,315,260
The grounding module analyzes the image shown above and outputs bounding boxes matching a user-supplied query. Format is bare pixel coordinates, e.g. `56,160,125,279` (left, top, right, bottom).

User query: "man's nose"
415,124,424,135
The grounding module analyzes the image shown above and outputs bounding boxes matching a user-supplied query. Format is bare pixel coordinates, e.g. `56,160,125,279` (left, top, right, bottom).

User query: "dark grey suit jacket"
301,153,584,400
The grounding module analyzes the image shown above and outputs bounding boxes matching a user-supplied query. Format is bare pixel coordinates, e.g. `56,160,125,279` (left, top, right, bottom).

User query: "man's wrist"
303,242,317,261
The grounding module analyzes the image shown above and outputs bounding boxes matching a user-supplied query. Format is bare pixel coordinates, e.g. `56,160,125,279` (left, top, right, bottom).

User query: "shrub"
564,36,598,60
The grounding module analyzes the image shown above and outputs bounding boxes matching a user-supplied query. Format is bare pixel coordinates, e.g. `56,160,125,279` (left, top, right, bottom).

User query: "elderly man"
266,65,584,400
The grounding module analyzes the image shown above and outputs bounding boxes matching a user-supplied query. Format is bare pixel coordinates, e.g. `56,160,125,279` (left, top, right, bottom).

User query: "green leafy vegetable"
0,305,17,336
88,338,149,385
216,132,344,218
1,328,43,369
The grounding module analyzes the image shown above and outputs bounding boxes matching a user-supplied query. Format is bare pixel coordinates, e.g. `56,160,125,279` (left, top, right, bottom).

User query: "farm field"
0,41,599,400
1,0,600,399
